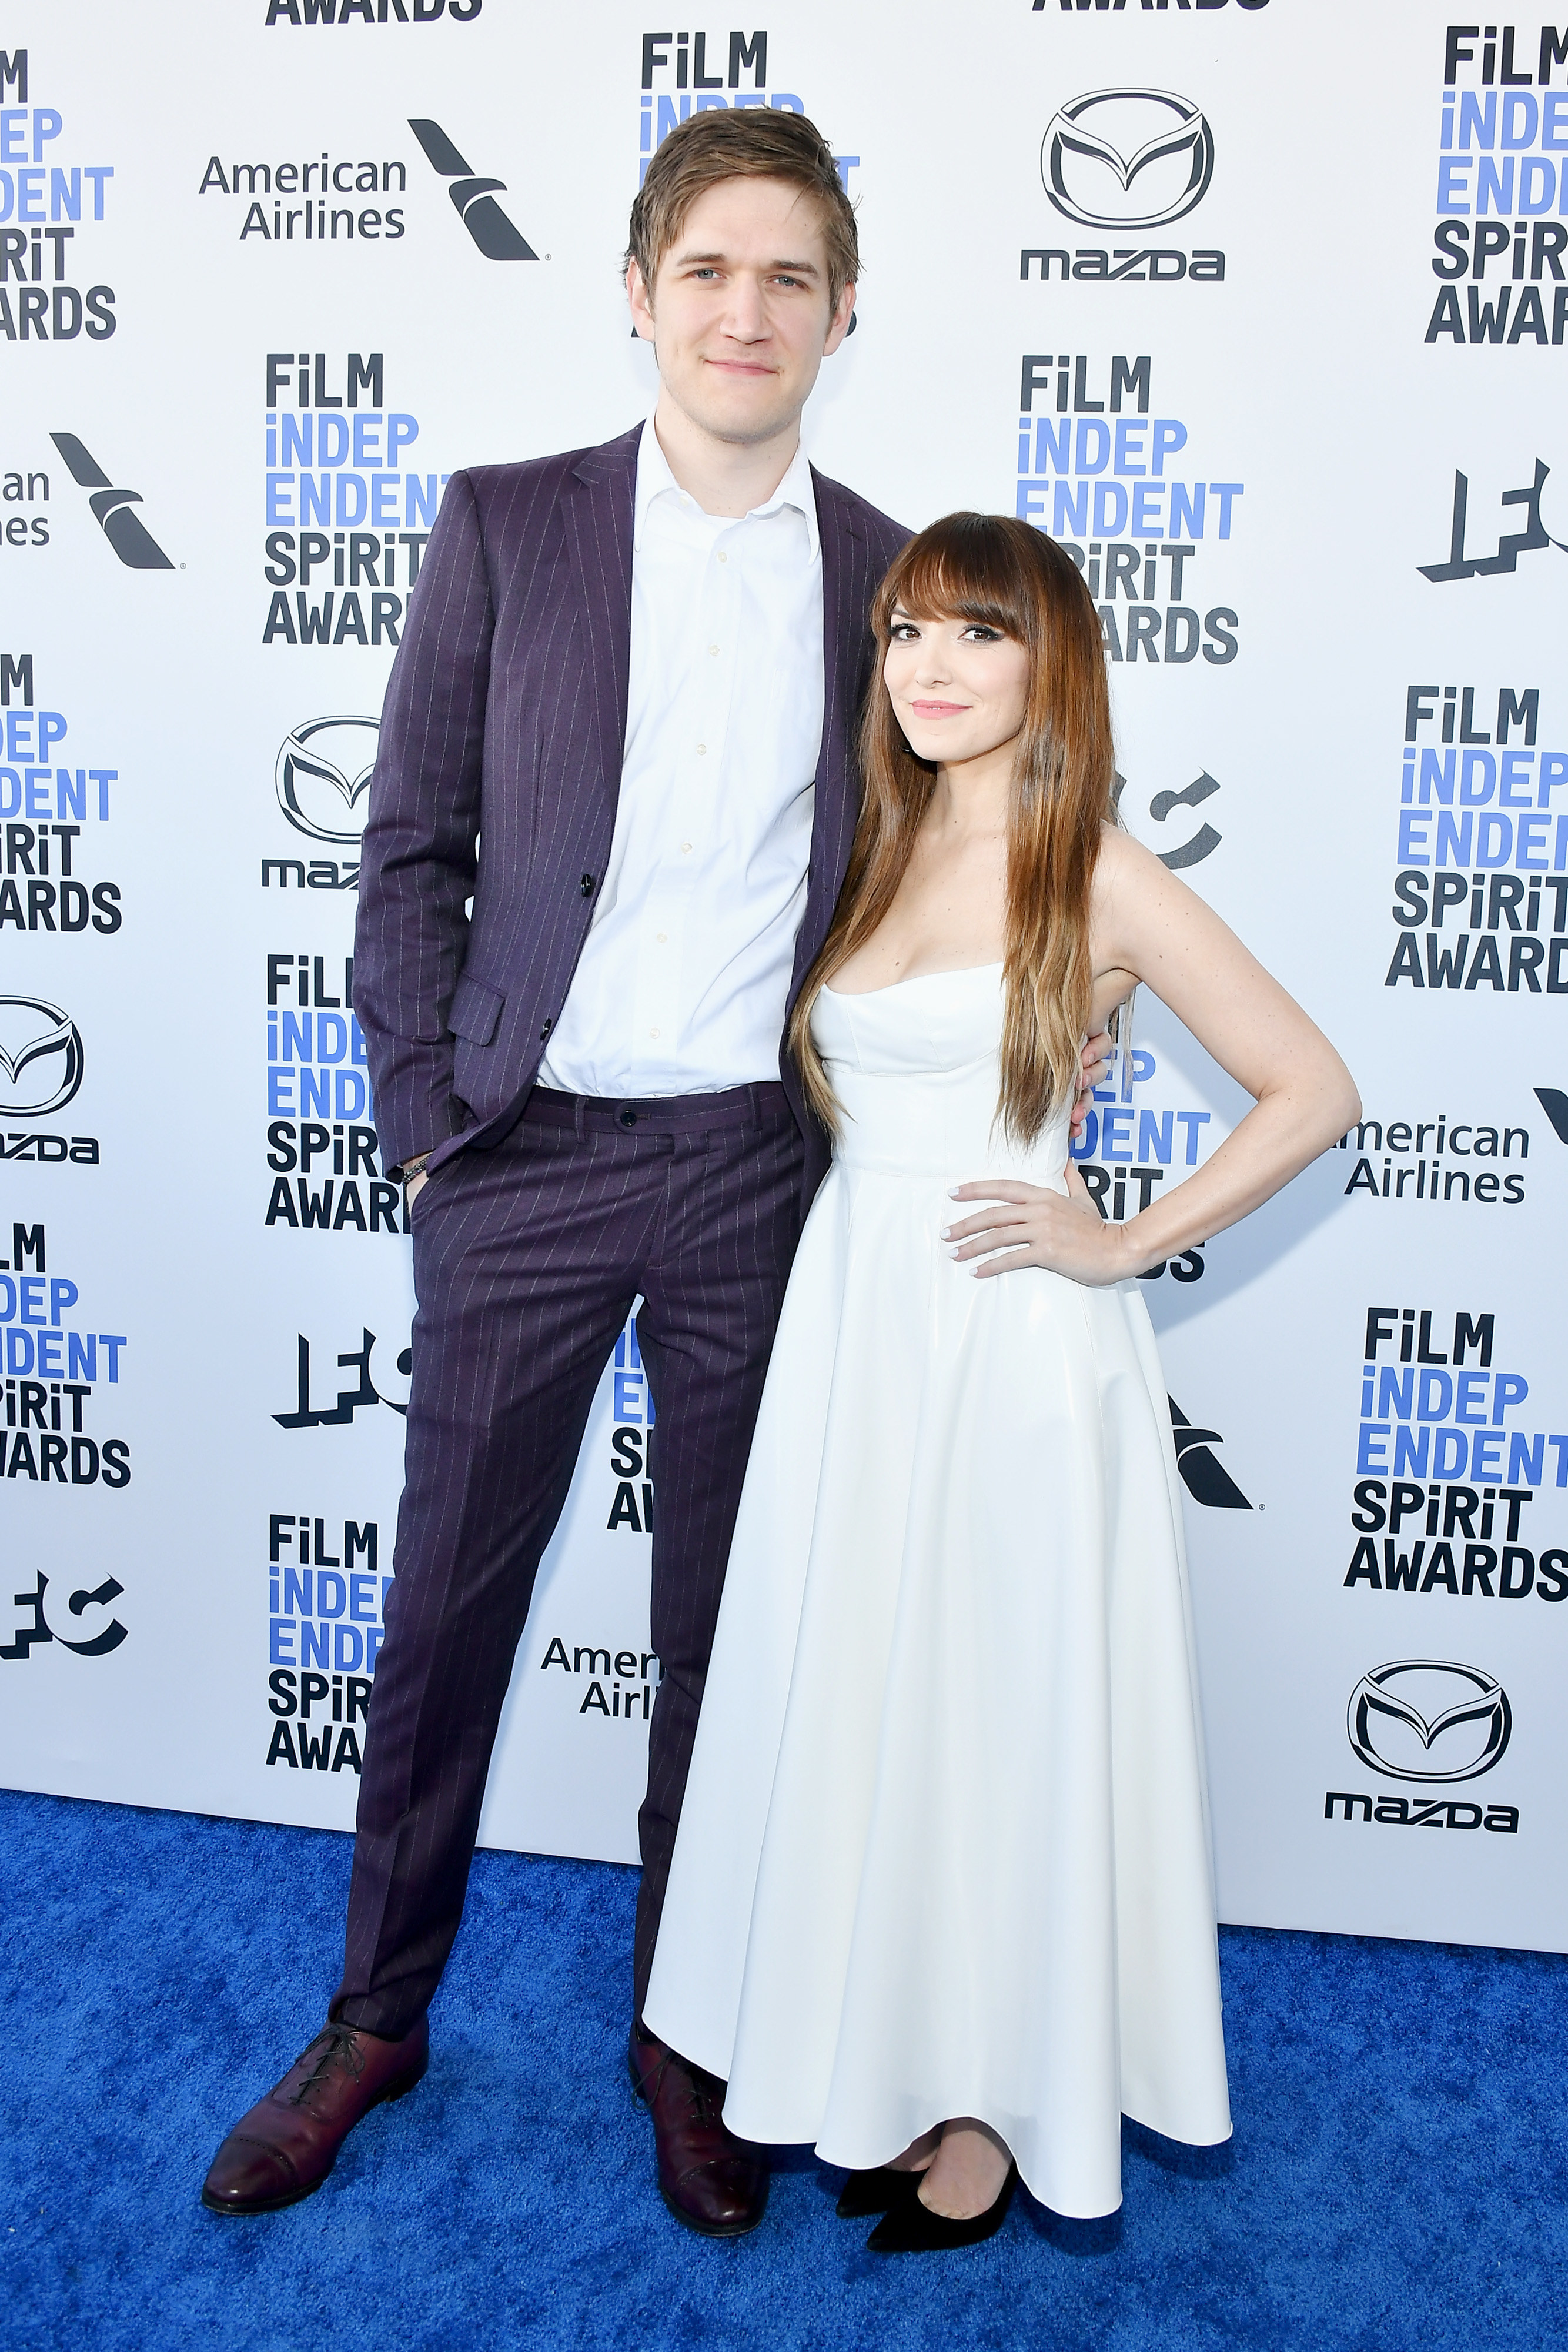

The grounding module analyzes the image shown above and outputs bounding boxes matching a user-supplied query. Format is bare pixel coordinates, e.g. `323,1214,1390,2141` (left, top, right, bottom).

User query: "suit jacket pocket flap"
448,974,504,1047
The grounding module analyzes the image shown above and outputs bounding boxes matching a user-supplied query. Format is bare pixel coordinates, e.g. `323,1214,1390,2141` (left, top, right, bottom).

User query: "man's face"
627,175,855,447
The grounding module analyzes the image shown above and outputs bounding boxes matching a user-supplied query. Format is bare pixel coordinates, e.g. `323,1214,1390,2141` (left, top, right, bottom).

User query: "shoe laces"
638,2047,724,2128
287,2022,365,2108
683,2068,723,2130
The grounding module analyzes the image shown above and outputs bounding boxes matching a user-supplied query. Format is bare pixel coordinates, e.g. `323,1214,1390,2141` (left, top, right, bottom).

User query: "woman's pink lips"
909,700,969,717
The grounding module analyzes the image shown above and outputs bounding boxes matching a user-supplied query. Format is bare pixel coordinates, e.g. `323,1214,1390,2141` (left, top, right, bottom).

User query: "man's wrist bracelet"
398,1152,432,1184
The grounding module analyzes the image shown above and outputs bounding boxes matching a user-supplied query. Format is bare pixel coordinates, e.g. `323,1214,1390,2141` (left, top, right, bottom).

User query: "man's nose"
722,276,769,340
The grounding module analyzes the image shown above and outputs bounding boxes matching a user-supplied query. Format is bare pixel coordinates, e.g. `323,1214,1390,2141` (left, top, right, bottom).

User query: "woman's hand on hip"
1070,1028,1114,1140
941,1161,1132,1287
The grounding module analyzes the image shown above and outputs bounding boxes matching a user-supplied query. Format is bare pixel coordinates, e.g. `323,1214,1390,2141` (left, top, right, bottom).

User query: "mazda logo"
276,715,379,845
1347,1659,1512,1785
1042,88,1215,231
0,995,85,1116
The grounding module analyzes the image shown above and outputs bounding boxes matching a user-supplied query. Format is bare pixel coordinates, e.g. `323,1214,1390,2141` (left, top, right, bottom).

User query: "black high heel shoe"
835,2166,925,2219
866,2161,1018,2253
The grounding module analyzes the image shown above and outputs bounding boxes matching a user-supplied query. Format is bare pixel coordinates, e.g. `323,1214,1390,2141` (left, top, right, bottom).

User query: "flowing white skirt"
644,975,1231,2217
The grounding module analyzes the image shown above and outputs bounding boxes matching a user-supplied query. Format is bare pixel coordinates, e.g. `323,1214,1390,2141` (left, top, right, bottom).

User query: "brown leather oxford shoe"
628,2026,768,2237
201,2016,429,2214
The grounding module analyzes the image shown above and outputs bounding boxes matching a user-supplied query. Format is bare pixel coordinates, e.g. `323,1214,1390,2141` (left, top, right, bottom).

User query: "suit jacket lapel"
790,471,872,1005
560,426,640,838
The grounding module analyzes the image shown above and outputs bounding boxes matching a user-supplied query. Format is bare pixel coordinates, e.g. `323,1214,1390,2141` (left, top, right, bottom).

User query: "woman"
643,514,1359,2250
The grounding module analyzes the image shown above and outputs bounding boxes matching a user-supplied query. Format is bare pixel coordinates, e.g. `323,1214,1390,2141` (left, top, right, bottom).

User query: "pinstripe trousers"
330,1081,805,2040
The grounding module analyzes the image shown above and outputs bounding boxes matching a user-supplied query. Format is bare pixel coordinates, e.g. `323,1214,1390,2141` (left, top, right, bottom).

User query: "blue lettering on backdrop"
0,76,118,346
0,709,115,822
1069,1048,1213,1168
266,1007,372,1121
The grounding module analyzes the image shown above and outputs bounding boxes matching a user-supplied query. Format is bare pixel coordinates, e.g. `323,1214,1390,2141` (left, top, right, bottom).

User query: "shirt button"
708,644,720,656
717,550,728,563
680,841,693,854
695,743,706,756
656,932,668,943
649,1027,661,1038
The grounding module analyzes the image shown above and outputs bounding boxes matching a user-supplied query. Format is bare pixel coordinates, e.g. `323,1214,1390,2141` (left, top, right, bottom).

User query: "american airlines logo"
50,434,173,570
409,119,537,260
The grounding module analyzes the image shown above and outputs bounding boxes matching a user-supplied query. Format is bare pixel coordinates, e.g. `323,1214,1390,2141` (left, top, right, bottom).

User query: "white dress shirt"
536,417,825,1098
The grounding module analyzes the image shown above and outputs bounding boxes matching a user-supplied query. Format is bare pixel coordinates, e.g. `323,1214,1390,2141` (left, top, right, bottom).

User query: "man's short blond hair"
626,108,859,313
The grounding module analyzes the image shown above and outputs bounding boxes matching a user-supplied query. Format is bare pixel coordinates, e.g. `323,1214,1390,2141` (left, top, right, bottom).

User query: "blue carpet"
2,1788,1566,2352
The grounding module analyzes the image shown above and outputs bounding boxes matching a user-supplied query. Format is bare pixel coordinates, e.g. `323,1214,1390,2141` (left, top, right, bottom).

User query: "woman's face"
882,606,1031,771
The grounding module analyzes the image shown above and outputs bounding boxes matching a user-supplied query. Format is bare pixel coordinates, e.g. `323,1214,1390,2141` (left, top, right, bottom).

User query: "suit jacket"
355,422,910,1205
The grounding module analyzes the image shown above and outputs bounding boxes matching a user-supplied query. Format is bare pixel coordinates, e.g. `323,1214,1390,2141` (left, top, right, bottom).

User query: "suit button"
580,873,596,897
539,1018,553,1040
618,1108,637,1128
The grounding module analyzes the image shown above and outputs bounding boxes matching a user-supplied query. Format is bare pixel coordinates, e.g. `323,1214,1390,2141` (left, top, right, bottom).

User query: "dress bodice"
810,964,1072,1191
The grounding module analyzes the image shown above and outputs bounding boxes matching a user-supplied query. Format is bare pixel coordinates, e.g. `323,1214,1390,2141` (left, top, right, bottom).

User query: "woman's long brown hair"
790,512,1118,1143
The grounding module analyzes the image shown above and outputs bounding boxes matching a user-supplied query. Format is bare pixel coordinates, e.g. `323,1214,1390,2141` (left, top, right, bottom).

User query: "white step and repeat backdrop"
4,0,1567,1952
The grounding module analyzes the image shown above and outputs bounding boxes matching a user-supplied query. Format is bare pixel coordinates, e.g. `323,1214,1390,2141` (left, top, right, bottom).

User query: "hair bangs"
626,108,860,310
877,514,1040,647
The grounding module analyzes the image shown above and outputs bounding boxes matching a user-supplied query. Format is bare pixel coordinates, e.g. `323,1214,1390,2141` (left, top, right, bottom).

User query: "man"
203,107,1105,2237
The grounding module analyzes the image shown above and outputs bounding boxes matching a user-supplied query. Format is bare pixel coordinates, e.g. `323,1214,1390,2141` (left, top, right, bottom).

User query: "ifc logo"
1042,89,1215,231
276,714,379,846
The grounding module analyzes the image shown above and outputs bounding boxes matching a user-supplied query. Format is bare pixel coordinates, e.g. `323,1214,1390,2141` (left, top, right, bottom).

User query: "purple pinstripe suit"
338,424,908,2035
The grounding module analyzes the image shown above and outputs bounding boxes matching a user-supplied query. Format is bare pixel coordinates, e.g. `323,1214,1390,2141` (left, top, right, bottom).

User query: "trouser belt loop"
574,1093,586,1144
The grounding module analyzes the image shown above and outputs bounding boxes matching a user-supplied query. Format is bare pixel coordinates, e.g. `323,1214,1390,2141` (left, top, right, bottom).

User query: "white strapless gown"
643,965,1231,2218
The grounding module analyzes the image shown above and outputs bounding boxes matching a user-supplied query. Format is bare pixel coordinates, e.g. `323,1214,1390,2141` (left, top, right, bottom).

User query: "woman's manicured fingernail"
939,1226,951,1240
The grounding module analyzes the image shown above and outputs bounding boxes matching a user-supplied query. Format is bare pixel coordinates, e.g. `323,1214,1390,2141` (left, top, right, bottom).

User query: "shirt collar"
633,415,820,561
